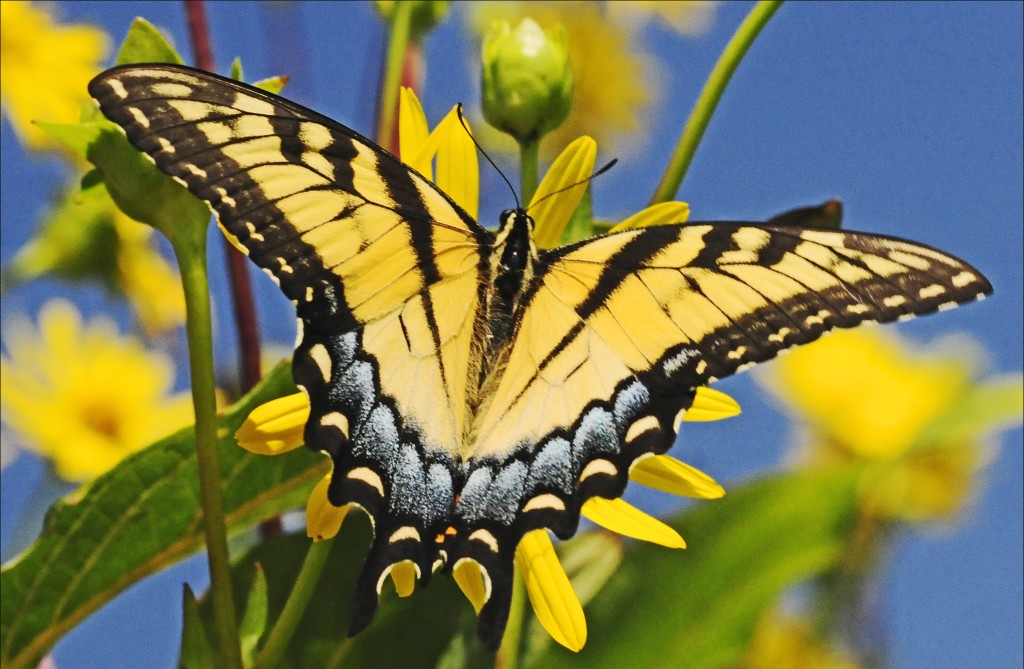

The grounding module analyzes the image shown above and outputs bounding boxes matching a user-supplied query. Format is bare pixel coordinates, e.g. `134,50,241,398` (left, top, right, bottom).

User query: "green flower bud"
482,18,574,143
375,1,449,41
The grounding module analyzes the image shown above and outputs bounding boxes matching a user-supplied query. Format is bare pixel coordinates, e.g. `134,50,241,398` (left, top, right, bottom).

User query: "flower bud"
482,18,573,143
375,1,449,40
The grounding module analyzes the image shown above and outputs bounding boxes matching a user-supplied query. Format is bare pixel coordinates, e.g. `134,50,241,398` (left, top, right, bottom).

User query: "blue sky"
1,2,1021,668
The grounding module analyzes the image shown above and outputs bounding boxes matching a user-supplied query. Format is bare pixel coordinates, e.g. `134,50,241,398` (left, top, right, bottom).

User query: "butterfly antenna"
527,158,619,212
457,104,519,210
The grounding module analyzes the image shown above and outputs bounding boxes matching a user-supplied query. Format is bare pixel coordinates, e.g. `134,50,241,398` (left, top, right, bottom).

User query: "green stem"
519,138,540,206
496,571,528,669
376,1,414,149
174,239,243,669
252,539,334,669
649,0,783,205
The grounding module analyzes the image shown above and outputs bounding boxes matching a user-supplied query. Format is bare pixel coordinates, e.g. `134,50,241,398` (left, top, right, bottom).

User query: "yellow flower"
0,1,110,151
761,328,1022,521
5,183,187,334
0,300,194,482
111,209,188,335
236,91,737,650
745,609,861,669
468,2,714,159
605,1,717,37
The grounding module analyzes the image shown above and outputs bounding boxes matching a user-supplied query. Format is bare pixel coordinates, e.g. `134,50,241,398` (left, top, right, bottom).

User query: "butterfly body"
89,64,992,649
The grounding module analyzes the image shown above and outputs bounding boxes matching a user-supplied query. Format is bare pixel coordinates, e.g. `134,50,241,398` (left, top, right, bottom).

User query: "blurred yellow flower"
0,0,110,150
112,210,188,335
0,300,194,482
4,184,187,334
761,328,1023,521
606,1,717,37
744,609,861,669
767,329,969,460
468,2,715,159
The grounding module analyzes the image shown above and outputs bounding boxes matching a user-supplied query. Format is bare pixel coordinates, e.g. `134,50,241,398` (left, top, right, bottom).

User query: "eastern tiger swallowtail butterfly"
89,64,992,649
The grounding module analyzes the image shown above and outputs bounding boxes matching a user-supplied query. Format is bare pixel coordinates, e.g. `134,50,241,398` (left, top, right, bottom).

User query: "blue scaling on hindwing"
525,437,573,493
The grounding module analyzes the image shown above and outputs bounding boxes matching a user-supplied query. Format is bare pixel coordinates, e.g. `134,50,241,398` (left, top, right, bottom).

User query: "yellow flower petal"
435,110,479,220
681,386,742,424
516,530,587,652
529,136,597,248
581,496,686,548
609,201,690,232
399,87,431,176
389,560,419,597
453,558,490,614
402,104,479,219
236,392,309,455
306,473,350,541
218,221,249,255
629,454,725,499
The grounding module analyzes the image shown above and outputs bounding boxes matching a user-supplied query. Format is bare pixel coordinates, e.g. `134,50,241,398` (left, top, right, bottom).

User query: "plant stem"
376,1,414,151
252,539,334,669
649,0,783,205
175,241,243,669
495,572,528,669
519,138,540,207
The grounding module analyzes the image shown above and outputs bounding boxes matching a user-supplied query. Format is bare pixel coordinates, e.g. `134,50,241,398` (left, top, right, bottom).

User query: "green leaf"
239,565,269,668
115,17,183,66
180,585,217,669
528,468,861,669
0,364,327,669
219,520,480,669
230,58,244,82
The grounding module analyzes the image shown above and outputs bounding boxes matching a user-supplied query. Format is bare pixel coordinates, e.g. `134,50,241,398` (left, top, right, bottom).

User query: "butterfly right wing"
453,222,990,644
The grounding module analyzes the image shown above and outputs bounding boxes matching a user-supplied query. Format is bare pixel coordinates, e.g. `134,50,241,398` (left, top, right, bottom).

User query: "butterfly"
89,64,992,649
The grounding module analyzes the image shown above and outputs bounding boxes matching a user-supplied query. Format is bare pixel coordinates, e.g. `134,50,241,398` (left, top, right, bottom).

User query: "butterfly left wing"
89,65,491,630
453,222,990,642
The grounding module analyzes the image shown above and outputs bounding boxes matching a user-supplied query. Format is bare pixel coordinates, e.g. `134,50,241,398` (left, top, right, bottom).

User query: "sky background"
1,2,1021,668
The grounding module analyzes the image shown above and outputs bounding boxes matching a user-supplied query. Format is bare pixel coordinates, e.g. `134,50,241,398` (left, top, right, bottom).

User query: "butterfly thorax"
491,208,538,307
464,209,539,444
485,209,538,347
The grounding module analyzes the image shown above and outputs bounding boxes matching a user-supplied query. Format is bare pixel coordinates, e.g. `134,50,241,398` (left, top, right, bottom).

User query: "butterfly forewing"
474,223,991,456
